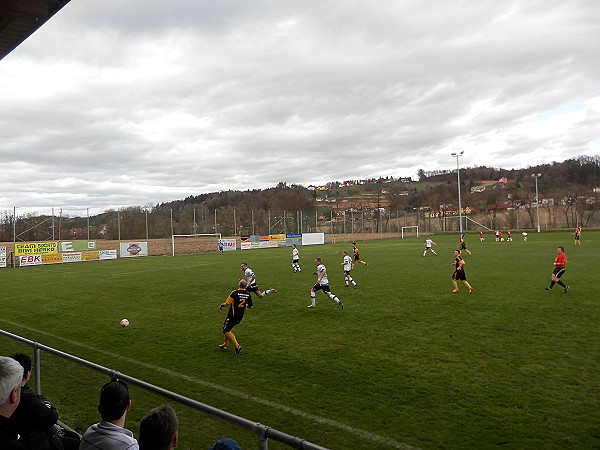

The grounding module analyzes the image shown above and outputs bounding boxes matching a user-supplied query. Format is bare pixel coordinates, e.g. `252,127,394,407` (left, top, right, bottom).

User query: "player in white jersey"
341,251,357,287
240,263,277,308
423,238,438,256
291,244,301,272
308,258,344,309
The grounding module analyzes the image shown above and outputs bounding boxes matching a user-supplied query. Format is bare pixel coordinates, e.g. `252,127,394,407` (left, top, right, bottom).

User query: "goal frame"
171,233,222,256
401,226,419,239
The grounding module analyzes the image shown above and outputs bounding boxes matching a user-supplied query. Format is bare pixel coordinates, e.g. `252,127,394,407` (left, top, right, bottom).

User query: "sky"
1,0,599,215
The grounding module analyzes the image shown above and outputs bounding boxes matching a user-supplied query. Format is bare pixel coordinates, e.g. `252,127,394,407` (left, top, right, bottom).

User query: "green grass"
1,231,599,449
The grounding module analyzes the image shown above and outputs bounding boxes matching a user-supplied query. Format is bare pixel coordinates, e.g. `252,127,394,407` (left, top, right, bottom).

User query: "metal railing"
1,329,329,450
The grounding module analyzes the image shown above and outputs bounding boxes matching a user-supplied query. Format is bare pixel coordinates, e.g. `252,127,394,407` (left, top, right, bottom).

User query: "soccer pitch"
1,231,598,449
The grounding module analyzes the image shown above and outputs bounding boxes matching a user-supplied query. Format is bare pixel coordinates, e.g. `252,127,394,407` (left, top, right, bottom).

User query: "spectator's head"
98,380,131,422
139,404,179,450
11,353,32,384
0,356,24,418
209,438,241,450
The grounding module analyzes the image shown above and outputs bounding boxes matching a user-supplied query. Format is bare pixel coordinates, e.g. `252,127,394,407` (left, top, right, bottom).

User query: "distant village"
307,176,413,192
306,173,599,220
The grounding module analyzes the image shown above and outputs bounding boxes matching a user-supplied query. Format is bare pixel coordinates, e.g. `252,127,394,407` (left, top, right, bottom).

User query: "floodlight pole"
451,151,464,234
532,173,542,232
13,206,17,245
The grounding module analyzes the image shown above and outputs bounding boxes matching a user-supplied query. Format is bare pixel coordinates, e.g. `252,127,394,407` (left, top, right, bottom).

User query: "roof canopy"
0,0,72,60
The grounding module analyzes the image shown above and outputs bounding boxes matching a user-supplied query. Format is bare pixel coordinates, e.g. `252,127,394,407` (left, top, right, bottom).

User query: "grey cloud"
1,0,598,212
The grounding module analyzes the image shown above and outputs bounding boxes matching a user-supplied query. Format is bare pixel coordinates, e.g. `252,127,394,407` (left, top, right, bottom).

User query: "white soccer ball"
120,318,130,327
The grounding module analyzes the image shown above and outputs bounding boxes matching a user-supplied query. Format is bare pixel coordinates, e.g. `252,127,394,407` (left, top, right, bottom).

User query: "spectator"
10,353,57,450
10,353,81,450
138,404,178,450
0,356,27,449
80,380,139,450
209,438,241,450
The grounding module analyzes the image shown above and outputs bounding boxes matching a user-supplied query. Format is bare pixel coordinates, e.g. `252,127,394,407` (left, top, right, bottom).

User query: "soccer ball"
120,319,130,327
522,232,528,236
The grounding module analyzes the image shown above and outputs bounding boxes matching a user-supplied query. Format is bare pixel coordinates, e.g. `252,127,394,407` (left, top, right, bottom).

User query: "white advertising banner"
222,239,237,251
62,252,83,263
20,255,42,267
99,250,118,260
0,246,6,268
120,242,149,258
301,233,325,245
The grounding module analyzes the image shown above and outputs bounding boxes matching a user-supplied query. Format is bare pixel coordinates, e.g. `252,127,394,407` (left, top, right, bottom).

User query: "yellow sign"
42,254,63,265
259,234,286,241
82,251,100,261
15,242,58,256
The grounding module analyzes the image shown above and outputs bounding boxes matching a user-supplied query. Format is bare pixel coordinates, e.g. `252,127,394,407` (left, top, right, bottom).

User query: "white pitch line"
101,263,212,276
2,320,418,450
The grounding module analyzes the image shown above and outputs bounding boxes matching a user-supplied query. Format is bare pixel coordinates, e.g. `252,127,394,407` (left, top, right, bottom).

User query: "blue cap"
209,438,241,450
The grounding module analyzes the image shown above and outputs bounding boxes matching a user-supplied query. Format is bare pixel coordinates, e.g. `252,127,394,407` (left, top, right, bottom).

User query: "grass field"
1,231,599,449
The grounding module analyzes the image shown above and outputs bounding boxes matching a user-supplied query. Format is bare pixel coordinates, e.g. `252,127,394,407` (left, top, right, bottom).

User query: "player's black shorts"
246,285,260,294
353,254,360,261
312,283,331,294
460,243,467,250
553,267,566,278
292,257,299,263
344,270,351,276
222,314,243,333
452,270,466,281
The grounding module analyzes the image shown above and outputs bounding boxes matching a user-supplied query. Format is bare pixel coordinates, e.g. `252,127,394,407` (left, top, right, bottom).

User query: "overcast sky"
1,0,599,215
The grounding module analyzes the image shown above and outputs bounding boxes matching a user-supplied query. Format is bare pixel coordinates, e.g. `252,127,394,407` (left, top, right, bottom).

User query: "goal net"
401,226,419,239
171,233,222,256
443,216,492,233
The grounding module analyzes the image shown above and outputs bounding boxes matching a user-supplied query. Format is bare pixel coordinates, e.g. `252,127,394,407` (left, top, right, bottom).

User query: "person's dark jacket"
0,415,28,449
10,386,58,450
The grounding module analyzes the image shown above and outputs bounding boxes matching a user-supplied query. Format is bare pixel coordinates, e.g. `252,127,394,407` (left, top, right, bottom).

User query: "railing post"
254,423,269,450
34,345,42,394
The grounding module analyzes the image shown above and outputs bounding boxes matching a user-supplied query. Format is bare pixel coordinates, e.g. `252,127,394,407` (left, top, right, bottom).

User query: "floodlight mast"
451,151,464,234
532,173,542,232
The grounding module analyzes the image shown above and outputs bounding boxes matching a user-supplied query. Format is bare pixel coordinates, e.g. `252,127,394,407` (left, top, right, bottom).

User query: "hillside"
3,156,598,242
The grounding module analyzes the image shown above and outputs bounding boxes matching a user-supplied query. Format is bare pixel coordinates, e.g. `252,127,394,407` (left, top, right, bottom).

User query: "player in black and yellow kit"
351,243,369,267
459,233,472,255
451,250,473,294
218,279,251,353
574,226,581,245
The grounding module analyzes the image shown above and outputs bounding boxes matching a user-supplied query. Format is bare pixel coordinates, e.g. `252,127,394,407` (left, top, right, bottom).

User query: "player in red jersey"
545,247,569,293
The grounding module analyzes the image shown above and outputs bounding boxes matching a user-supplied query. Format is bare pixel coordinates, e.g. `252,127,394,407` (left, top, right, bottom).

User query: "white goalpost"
401,226,419,239
171,233,222,256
